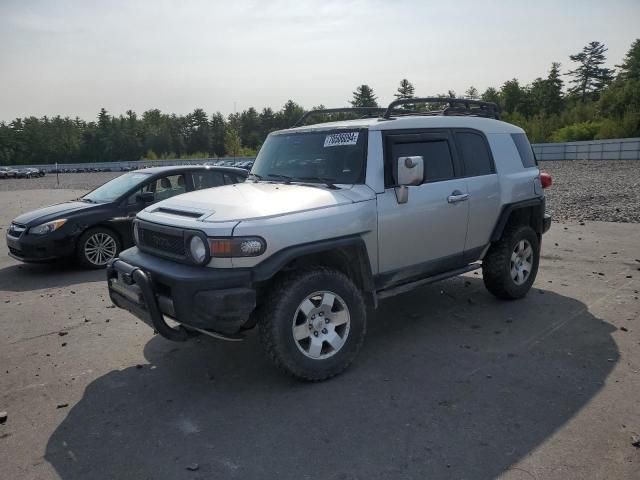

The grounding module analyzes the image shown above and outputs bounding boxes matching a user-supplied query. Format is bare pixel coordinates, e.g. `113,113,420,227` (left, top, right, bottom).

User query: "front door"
376,130,469,285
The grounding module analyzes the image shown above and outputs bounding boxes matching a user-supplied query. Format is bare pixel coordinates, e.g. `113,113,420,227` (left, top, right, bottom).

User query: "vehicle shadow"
0,262,105,292
45,277,618,479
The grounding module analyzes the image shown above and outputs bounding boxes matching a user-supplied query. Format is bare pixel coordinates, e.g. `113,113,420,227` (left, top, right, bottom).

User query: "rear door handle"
447,191,470,204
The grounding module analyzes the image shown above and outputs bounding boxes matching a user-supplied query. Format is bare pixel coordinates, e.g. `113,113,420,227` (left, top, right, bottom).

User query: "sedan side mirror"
395,156,424,204
136,191,155,204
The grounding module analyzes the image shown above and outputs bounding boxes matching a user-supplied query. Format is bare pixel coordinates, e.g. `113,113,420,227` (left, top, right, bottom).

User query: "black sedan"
6,165,247,268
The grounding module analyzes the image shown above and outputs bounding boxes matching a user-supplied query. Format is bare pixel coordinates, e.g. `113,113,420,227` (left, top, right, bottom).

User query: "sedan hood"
146,182,374,223
12,200,98,226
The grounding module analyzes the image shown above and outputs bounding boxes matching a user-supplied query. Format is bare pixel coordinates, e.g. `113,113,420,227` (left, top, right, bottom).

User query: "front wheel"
76,227,121,269
482,224,540,299
258,267,367,381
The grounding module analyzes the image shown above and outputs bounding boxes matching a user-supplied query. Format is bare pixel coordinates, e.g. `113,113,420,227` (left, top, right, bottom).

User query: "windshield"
251,129,367,185
83,172,151,203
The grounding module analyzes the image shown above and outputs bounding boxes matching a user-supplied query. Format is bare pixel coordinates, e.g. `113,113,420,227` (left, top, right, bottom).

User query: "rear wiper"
266,173,293,184
295,176,339,189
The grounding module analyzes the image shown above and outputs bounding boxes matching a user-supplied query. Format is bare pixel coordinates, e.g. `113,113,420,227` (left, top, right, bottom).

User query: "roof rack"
292,98,501,128
382,97,500,120
293,107,386,127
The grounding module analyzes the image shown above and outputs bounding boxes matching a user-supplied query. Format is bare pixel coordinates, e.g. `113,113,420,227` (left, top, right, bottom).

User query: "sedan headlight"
208,237,266,258
29,219,67,235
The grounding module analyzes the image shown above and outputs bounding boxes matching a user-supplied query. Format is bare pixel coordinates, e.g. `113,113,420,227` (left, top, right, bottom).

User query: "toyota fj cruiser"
107,98,552,381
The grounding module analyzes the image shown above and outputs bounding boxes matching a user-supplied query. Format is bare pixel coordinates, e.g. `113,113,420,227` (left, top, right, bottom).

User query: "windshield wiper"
295,176,339,189
79,197,97,203
247,173,263,182
266,173,293,184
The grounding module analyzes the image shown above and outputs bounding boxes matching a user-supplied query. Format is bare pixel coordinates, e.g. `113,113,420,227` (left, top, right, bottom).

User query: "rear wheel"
258,267,366,381
482,224,540,299
76,227,121,269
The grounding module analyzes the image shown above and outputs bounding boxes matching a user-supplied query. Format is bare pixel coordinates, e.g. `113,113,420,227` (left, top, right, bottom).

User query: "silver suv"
107,98,552,381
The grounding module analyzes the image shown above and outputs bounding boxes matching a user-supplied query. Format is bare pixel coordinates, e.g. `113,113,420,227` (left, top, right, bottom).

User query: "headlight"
189,235,208,265
29,219,67,235
209,237,266,258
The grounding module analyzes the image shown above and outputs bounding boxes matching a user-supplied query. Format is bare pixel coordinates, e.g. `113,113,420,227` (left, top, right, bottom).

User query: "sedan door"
376,130,470,286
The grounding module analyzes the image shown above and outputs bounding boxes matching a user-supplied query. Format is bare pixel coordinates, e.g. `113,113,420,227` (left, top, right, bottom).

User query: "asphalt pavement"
0,188,639,480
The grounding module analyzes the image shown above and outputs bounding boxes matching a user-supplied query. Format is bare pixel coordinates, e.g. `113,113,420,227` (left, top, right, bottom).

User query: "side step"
183,325,245,342
376,263,481,300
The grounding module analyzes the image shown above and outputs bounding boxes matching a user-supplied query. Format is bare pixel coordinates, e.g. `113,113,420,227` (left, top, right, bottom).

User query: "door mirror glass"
136,191,155,204
397,156,424,186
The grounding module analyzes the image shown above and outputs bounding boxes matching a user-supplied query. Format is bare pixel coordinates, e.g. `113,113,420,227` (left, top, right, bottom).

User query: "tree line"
0,38,638,166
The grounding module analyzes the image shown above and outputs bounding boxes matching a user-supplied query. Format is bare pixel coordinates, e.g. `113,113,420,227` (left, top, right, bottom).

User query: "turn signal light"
208,237,266,257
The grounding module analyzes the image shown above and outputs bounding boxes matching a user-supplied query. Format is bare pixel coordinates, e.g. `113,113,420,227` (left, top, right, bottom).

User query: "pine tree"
394,79,415,109
567,41,615,102
350,85,378,107
545,62,564,114
465,86,479,99
616,38,640,81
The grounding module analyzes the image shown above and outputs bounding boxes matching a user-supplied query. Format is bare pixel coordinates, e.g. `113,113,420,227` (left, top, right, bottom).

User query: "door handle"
447,191,469,204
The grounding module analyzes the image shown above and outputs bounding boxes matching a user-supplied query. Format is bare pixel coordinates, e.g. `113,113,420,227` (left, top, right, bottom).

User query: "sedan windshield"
251,129,367,185
83,172,151,203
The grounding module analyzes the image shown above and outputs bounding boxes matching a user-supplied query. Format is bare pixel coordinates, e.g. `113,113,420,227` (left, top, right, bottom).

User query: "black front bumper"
6,231,76,262
107,248,256,340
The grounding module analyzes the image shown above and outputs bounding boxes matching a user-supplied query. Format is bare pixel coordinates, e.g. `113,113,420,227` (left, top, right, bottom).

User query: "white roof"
279,115,524,135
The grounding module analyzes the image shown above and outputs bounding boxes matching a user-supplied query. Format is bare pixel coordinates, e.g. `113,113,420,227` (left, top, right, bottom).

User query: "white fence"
532,138,640,161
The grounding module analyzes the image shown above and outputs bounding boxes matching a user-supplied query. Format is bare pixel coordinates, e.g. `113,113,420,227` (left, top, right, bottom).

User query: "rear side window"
390,140,454,183
456,132,495,176
511,133,537,168
191,171,224,189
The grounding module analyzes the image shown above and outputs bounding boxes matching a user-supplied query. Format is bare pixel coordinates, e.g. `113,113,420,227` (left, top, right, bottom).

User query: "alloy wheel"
292,290,351,360
510,239,533,285
84,232,117,266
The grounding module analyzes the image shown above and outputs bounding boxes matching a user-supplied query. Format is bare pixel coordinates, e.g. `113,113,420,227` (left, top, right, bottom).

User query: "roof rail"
383,97,500,120
293,107,386,127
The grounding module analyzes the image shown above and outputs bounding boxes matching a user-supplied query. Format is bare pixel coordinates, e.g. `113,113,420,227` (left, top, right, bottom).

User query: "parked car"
6,165,247,268
0,167,16,178
107,98,552,380
26,167,45,177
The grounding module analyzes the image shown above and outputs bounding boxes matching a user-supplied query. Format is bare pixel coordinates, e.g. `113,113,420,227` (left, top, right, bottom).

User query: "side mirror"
395,156,424,204
397,156,424,186
136,191,155,204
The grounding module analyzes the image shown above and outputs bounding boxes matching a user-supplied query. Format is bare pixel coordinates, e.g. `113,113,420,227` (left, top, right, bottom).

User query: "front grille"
139,228,185,257
8,222,26,238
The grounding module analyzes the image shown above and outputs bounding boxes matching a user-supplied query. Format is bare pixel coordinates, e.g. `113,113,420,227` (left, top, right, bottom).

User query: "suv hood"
12,200,98,226
146,182,374,223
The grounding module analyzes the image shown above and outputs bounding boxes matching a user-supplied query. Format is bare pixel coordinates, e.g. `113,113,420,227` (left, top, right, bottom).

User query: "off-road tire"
76,227,122,269
258,267,366,381
482,224,540,299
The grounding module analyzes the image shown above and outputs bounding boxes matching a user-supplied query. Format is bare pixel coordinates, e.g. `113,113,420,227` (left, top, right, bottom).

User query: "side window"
456,132,495,176
511,133,537,168
154,174,186,201
390,140,454,184
223,173,242,184
191,171,224,189
128,174,186,204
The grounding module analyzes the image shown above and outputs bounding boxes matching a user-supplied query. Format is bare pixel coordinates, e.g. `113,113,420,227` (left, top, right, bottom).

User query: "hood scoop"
154,207,207,219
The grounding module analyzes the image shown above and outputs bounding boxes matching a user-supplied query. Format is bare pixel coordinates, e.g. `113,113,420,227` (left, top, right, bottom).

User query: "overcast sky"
1,0,638,122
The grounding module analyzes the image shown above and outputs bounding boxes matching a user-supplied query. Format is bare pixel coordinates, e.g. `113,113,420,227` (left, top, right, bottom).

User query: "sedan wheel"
77,227,121,269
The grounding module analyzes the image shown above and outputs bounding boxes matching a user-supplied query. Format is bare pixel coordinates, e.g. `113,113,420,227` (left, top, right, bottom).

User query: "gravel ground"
1,160,639,223
541,160,640,223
